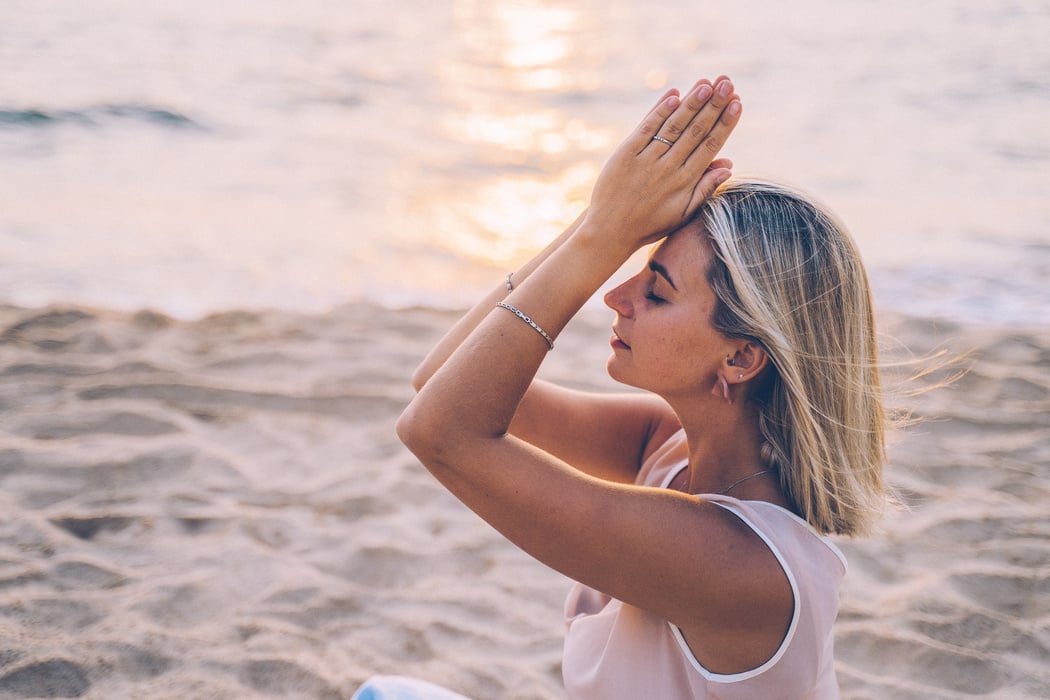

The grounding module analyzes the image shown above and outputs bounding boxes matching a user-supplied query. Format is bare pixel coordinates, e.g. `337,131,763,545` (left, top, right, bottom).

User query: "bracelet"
496,302,554,350
505,272,514,291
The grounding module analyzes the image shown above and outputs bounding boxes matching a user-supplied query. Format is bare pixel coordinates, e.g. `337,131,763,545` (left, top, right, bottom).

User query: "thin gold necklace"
717,469,773,495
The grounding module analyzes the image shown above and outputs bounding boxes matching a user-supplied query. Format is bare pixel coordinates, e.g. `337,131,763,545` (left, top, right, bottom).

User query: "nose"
604,276,636,317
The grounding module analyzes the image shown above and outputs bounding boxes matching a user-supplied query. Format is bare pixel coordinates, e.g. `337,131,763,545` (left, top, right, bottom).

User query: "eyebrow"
648,259,678,291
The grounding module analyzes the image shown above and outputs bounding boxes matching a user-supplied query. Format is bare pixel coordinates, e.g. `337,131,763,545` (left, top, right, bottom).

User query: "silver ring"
651,135,675,146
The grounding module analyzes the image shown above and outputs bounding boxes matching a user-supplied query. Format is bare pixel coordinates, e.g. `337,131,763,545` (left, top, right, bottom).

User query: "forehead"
651,222,713,279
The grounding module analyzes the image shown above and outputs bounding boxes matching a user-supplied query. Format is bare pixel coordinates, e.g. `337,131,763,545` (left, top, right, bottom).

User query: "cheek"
639,318,718,385
636,328,696,378
645,313,700,355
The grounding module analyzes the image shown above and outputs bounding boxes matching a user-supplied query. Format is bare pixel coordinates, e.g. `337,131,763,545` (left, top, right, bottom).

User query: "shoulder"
725,499,849,575
688,497,847,641
671,497,797,674
636,422,686,486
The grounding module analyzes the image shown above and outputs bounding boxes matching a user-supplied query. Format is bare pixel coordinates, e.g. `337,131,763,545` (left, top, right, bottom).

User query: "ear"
726,341,769,384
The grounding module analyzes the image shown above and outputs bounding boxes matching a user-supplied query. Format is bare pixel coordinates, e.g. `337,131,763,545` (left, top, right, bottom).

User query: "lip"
610,328,631,350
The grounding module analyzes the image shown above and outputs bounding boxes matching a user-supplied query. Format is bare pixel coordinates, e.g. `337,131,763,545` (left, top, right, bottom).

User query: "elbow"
397,396,503,469
396,399,454,465
395,401,427,454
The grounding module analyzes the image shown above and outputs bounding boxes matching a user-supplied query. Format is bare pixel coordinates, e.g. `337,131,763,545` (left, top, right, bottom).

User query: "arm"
410,94,680,482
411,210,666,482
410,83,703,393
410,209,585,393
411,86,732,482
411,207,680,483
397,78,776,641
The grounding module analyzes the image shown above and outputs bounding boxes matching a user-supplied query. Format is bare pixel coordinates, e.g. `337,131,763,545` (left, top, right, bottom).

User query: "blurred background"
2,0,1048,324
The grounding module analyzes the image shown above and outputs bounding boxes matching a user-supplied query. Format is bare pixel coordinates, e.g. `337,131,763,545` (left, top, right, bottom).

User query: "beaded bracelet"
496,302,554,350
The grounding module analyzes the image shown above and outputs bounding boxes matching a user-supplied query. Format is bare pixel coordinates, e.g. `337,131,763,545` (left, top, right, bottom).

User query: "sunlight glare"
495,3,576,69
430,164,597,268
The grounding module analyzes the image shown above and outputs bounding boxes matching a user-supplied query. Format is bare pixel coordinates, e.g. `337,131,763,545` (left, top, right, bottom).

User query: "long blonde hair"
699,179,886,536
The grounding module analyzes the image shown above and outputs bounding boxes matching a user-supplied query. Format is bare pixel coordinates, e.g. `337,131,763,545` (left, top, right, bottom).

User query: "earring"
738,373,744,380
711,374,732,404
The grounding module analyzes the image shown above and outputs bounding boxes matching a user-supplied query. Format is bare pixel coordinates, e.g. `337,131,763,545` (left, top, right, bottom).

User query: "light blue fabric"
350,675,472,700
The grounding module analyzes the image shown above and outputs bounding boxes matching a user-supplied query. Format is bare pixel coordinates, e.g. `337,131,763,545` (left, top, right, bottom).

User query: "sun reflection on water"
434,165,596,266
417,0,612,273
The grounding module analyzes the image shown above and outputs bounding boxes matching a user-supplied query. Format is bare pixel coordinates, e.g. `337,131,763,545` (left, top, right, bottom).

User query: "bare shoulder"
673,499,795,675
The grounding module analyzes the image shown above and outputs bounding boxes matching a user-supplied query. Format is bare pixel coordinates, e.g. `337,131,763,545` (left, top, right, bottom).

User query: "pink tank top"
562,432,847,699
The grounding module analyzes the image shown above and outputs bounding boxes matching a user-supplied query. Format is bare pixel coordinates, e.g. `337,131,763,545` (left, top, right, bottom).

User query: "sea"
2,0,1049,325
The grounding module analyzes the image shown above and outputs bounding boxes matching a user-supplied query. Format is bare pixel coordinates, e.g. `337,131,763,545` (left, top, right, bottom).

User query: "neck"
668,392,779,501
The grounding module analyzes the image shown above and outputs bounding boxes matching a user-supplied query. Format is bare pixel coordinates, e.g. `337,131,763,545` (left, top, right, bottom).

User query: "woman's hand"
583,77,742,253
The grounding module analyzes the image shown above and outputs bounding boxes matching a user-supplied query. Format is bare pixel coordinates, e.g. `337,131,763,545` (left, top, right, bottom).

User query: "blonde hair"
699,179,886,536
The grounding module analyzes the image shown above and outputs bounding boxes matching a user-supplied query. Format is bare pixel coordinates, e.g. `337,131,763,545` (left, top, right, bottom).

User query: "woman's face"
604,223,732,398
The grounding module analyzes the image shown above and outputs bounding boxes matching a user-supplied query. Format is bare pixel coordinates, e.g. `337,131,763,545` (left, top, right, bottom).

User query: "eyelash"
645,288,666,304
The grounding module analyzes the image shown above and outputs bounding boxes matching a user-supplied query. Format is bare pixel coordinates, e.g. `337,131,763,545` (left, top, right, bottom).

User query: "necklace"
718,469,773,495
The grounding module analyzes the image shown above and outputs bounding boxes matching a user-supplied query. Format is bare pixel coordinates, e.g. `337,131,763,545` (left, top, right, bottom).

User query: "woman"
372,75,884,699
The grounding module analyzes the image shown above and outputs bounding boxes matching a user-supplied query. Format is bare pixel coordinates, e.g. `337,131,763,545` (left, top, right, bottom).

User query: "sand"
0,303,1046,699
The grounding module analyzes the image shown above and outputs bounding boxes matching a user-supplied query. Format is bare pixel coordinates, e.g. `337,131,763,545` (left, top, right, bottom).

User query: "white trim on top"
669,500,801,683
659,460,690,489
661,460,847,572
746,500,849,572
656,455,848,680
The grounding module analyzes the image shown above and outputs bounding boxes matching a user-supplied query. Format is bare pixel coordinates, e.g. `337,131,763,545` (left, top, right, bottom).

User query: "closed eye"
645,288,666,304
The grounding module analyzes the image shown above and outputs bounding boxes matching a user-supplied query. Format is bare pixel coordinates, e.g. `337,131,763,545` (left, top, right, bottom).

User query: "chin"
606,357,639,389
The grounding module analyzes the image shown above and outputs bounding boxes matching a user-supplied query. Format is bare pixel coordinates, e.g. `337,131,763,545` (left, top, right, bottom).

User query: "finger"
651,76,739,159
689,76,729,99
688,76,724,95
649,81,715,149
670,78,737,156
624,92,682,153
687,167,734,214
684,97,742,172
708,157,733,171
643,88,680,120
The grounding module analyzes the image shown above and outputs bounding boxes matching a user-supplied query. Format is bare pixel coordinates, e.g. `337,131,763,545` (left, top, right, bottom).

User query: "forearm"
400,222,629,447
400,77,742,462
411,209,587,391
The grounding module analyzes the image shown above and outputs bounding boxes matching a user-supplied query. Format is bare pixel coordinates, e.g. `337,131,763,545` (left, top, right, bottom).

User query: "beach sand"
0,303,1046,699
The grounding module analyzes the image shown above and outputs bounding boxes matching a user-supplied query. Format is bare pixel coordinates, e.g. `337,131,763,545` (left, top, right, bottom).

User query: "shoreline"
0,302,1047,698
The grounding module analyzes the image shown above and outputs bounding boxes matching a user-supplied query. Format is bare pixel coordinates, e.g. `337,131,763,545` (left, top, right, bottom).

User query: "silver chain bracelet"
496,301,554,350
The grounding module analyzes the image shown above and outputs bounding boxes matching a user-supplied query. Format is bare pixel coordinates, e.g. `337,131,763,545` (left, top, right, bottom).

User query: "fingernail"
696,85,712,100
667,95,680,108
718,80,733,98
727,100,741,116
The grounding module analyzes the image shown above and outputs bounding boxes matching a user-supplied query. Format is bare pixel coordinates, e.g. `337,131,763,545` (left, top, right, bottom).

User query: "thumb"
689,167,732,211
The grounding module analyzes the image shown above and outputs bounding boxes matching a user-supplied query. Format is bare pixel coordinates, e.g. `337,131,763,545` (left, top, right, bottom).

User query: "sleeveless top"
562,430,847,699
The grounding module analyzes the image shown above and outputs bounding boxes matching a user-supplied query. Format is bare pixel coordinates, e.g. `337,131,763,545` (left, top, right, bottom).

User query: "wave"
0,104,204,130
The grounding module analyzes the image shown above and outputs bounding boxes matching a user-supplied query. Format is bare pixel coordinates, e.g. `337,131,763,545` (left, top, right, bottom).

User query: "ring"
651,135,675,146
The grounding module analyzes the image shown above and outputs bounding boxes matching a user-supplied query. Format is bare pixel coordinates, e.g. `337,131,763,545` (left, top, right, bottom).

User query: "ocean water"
2,0,1049,325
